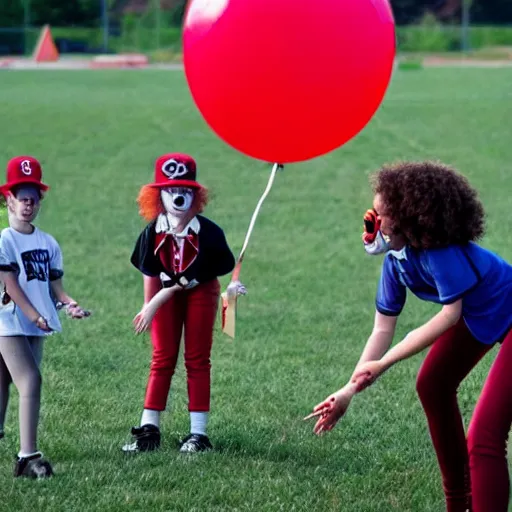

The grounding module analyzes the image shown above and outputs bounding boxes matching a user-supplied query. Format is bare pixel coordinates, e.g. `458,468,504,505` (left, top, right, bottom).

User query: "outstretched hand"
304,384,357,435
67,302,91,319
56,301,91,319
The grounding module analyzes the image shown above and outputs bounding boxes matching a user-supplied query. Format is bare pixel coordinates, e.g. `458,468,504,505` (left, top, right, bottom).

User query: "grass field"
0,67,511,511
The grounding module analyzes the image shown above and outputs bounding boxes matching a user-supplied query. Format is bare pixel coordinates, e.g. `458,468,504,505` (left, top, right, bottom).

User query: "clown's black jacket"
131,215,235,287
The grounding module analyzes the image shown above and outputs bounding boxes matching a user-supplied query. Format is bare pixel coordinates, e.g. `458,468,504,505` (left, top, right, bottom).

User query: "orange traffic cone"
33,25,59,62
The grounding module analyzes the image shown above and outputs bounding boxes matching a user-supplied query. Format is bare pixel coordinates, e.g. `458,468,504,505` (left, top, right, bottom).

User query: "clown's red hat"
147,153,204,189
1,156,49,196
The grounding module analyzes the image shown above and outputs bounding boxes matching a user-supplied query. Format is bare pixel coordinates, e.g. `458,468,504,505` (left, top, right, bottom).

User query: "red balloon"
183,0,395,164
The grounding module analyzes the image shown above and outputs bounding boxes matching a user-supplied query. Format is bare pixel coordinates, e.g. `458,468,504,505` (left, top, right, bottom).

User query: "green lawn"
0,67,510,511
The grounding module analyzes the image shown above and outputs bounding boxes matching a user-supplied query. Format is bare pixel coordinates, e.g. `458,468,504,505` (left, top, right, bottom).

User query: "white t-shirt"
0,226,63,336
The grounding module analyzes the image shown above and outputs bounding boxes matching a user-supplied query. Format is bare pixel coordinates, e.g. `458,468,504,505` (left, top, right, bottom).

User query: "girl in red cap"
123,153,245,453
0,156,89,478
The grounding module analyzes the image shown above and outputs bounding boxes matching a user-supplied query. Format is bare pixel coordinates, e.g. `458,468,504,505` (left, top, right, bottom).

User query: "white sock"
18,450,41,458
140,409,160,428
190,412,208,436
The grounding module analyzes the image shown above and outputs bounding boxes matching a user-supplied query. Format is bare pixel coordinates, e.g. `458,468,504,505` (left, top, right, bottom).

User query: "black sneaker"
14,452,54,478
122,424,161,453
0,430,4,440
179,434,213,453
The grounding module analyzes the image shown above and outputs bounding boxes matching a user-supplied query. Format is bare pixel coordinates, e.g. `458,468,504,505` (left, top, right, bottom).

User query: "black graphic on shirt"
21,249,50,282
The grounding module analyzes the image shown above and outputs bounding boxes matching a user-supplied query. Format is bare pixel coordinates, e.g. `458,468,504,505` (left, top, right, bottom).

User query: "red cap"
147,153,203,189
1,156,49,196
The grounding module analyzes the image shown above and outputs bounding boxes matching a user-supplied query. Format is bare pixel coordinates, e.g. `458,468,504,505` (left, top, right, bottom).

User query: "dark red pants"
143,279,220,412
416,318,512,512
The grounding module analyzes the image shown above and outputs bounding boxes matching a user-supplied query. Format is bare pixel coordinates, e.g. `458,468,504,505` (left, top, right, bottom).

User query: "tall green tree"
0,0,510,28
0,2,24,26
472,0,512,24
26,0,100,26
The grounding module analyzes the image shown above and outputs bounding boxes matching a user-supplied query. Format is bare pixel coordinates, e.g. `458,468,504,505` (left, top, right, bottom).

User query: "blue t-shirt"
376,243,512,344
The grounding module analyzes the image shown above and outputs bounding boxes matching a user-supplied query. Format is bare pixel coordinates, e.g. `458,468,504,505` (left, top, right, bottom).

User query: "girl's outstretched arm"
353,300,462,387
305,311,398,434
353,311,398,374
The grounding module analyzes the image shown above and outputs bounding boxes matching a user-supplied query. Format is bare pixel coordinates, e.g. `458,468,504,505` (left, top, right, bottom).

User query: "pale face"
160,186,195,223
373,193,406,251
7,186,41,224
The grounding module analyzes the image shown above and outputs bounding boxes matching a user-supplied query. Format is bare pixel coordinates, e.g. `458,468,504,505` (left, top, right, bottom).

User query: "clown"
123,153,244,453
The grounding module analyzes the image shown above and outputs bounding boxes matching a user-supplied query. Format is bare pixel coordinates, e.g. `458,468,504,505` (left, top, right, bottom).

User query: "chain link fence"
1,1,512,60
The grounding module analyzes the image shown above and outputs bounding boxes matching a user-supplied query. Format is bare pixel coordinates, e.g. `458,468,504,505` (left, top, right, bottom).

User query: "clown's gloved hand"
362,209,390,256
227,280,247,298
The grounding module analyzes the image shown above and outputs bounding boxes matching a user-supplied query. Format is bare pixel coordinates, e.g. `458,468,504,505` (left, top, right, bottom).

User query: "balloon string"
231,163,282,282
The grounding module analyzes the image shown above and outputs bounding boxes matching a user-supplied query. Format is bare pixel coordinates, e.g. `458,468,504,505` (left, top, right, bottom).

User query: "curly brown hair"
370,161,485,249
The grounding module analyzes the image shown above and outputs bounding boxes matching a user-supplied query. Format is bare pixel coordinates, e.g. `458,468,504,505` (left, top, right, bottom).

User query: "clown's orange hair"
137,185,209,221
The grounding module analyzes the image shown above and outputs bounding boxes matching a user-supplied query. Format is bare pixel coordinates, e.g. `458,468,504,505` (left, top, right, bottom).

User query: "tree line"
0,0,510,28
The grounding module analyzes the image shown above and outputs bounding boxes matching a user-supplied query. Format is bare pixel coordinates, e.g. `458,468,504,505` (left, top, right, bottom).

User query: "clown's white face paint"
161,187,195,231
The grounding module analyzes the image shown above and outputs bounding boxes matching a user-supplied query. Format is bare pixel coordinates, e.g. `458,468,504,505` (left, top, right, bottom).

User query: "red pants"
143,279,220,412
416,318,512,512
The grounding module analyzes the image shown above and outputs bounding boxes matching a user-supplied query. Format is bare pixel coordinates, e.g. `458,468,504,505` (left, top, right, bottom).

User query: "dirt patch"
0,57,184,70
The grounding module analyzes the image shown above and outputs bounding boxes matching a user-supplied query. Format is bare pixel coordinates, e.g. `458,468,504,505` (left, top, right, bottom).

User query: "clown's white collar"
155,214,200,237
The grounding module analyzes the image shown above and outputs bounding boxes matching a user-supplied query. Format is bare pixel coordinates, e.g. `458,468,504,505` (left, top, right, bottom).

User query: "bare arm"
352,300,462,387
50,278,90,318
0,271,40,322
304,312,398,433
50,278,75,304
352,311,397,374
133,282,181,334
144,284,181,316
380,300,462,370
143,275,161,304
305,305,459,434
